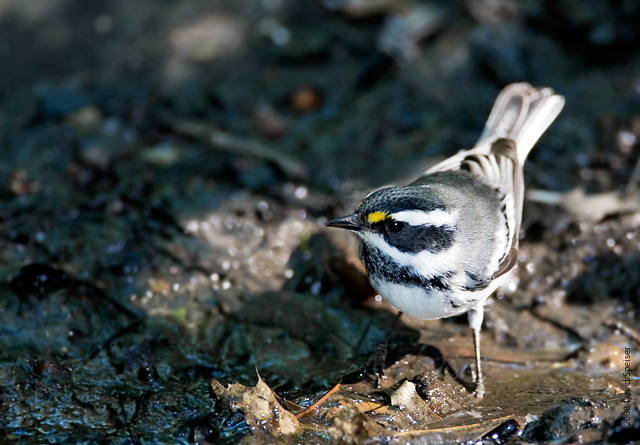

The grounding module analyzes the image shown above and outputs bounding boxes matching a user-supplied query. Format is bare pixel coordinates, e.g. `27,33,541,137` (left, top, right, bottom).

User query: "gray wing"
420,83,564,275
459,138,523,270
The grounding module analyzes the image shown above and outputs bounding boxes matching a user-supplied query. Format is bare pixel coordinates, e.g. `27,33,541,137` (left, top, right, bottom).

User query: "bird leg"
472,327,485,398
468,306,485,398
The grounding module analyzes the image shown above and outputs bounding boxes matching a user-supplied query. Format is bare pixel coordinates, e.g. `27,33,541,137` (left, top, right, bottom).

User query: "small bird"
326,83,564,397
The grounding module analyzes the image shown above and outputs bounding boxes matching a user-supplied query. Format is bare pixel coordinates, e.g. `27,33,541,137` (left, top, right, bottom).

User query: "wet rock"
253,104,289,139
325,401,384,442
10,263,73,299
79,145,111,170
36,86,92,118
139,144,180,167
521,398,608,442
607,405,640,444
64,106,102,130
480,418,520,444
9,169,41,195
169,14,245,62
413,372,466,417
465,0,519,24
137,364,159,383
286,231,373,304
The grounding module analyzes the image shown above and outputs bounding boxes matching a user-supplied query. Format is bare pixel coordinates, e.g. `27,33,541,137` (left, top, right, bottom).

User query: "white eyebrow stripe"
391,209,457,227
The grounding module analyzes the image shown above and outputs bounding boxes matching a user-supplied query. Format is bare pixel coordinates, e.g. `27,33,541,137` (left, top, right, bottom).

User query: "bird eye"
388,220,405,233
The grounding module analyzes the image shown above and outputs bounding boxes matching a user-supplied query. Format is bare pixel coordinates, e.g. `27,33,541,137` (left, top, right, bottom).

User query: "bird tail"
476,83,565,164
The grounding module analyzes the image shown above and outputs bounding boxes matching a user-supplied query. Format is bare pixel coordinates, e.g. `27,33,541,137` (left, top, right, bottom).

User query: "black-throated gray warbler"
326,83,564,397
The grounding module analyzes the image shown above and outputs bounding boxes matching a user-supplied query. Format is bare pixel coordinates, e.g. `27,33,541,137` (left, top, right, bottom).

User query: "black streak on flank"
463,270,491,292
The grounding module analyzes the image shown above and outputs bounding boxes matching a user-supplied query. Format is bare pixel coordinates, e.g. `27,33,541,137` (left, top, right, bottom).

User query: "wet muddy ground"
1,0,640,443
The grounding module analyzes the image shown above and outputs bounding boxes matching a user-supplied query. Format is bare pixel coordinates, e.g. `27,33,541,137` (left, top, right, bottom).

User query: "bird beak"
325,214,362,232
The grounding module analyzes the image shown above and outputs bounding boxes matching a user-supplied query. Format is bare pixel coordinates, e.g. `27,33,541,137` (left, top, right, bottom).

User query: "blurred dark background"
3,0,639,192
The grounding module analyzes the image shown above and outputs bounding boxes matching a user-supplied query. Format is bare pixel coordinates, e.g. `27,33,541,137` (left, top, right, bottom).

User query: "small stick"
605,320,640,346
173,120,308,180
295,381,342,419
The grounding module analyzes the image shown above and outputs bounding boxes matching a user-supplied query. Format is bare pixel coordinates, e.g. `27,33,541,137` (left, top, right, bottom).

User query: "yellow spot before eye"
367,211,388,223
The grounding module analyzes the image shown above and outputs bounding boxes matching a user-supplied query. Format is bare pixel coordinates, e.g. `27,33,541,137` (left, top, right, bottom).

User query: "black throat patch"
359,243,452,292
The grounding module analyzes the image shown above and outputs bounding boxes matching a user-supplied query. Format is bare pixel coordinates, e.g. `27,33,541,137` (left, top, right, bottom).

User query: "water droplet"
94,14,112,34
294,186,308,199
186,220,199,232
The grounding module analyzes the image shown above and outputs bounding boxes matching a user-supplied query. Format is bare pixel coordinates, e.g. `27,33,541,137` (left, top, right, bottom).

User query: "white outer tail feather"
425,83,564,175
477,83,565,164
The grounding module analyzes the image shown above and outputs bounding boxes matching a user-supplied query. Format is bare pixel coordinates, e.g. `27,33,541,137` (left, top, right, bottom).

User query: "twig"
605,320,640,346
295,381,342,419
173,120,308,180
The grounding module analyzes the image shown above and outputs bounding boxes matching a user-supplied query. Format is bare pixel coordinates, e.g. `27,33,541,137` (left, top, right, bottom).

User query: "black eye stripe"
383,223,455,254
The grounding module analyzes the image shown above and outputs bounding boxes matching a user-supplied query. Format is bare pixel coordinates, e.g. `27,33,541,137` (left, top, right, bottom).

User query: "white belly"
370,273,508,321
370,278,471,320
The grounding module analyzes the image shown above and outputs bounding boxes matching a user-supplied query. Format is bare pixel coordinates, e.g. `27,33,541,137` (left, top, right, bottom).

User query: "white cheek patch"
360,231,461,279
391,209,458,227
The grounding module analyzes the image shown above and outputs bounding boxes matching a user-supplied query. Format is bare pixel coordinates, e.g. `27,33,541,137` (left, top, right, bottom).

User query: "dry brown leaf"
211,373,300,436
390,380,443,422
